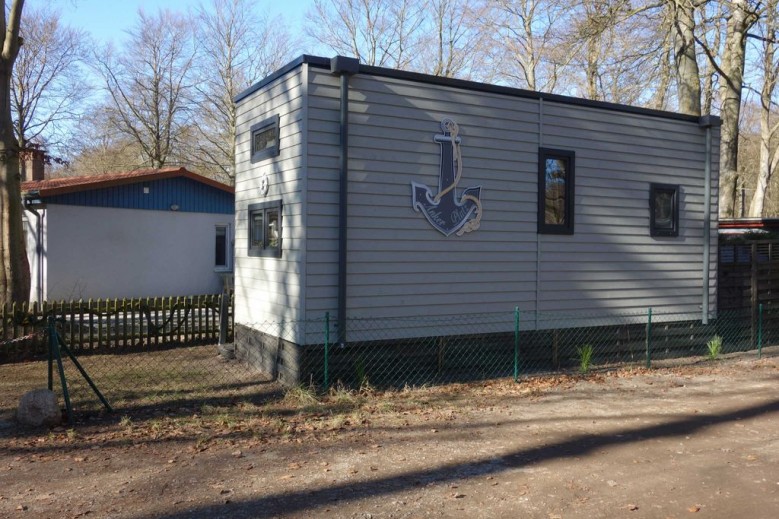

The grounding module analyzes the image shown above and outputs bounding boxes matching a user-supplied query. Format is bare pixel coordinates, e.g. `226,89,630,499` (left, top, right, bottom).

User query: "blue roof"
27,169,234,215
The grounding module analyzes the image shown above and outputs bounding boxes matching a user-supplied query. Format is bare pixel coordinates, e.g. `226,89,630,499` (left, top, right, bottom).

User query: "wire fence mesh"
0,307,773,423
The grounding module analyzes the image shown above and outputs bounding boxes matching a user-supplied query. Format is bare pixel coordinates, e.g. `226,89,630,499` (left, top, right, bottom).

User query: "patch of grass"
707,335,723,360
283,385,320,410
577,344,594,374
329,383,361,409
376,399,396,413
355,357,368,388
149,419,164,438
119,415,133,429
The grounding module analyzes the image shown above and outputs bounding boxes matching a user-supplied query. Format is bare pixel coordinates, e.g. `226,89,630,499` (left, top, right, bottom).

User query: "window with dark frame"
650,183,679,237
215,225,229,269
250,114,280,163
538,148,575,234
248,200,282,257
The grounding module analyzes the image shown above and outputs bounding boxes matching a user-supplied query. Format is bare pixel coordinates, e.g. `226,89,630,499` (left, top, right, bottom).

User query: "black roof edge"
237,55,716,125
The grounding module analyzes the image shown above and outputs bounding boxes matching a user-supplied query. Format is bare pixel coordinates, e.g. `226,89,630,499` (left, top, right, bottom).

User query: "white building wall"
41,205,230,300
233,65,307,342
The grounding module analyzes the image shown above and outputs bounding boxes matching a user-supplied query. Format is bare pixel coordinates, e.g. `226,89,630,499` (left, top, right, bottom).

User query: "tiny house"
233,55,720,384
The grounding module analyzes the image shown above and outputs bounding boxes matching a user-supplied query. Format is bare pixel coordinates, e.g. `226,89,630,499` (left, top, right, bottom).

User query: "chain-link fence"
282,307,766,389
1,306,774,423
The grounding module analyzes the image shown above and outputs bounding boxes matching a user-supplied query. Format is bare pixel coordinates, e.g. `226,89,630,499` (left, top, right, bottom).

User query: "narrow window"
215,225,229,269
248,200,282,257
650,184,679,237
250,115,280,163
538,148,575,234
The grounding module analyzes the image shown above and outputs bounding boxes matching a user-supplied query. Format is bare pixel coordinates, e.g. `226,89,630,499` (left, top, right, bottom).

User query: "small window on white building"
650,184,680,237
215,225,230,270
250,115,280,163
248,200,282,258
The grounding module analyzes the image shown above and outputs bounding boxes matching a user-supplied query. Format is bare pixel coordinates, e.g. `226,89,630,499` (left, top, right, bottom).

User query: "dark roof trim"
235,55,721,125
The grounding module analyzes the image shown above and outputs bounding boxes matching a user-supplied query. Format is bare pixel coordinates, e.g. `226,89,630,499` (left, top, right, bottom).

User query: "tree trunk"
719,0,757,218
0,0,31,305
0,62,30,305
672,0,701,116
748,0,778,217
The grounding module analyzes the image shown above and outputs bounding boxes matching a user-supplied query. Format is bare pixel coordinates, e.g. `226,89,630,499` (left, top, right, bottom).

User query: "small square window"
650,183,680,237
538,148,575,234
250,115,280,163
248,200,282,257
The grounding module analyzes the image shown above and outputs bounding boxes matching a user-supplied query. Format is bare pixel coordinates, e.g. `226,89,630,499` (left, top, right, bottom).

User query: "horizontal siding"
234,67,306,343
304,70,718,336
236,64,718,343
538,101,718,316
305,70,542,327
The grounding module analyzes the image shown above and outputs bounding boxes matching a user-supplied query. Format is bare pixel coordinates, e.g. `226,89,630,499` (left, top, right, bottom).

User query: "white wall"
234,65,307,342
39,204,231,300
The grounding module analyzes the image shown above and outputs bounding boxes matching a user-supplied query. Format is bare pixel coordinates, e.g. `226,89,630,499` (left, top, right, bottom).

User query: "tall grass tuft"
706,335,723,360
577,344,594,374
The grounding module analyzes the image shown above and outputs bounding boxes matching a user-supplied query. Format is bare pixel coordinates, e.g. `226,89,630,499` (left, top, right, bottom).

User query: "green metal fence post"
47,318,54,391
758,304,763,359
645,308,652,369
49,317,73,425
324,312,330,391
513,307,520,382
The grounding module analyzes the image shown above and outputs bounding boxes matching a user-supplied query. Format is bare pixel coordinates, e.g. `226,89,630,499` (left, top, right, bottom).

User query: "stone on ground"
17,389,61,427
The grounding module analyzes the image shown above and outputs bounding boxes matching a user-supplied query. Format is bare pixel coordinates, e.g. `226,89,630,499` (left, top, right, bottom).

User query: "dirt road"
2,355,779,518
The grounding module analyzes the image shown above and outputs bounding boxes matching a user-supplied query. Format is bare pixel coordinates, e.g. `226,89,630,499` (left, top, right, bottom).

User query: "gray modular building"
233,55,720,383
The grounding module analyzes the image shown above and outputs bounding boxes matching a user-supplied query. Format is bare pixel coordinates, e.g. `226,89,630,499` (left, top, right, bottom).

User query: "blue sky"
35,0,314,49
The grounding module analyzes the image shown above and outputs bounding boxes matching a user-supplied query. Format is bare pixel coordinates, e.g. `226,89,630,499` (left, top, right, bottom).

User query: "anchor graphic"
411,118,482,236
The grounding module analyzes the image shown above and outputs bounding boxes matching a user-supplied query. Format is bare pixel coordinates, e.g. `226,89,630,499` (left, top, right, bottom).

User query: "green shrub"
577,344,594,373
707,335,723,360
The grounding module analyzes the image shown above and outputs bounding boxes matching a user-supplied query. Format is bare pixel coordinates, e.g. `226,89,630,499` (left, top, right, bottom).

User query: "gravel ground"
2,353,779,518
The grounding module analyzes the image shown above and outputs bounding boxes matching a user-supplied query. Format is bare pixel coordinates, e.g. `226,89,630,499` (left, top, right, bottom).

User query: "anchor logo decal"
411,118,482,236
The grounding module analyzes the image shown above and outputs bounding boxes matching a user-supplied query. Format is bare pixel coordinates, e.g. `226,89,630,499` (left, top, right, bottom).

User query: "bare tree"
0,0,29,305
670,0,703,115
748,0,779,217
66,104,144,176
708,0,760,217
306,0,425,68
649,9,675,111
694,1,722,115
409,0,488,79
190,0,297,182
13,3,92,179
566,0,668,105
94,9,197,169
483,0,572,92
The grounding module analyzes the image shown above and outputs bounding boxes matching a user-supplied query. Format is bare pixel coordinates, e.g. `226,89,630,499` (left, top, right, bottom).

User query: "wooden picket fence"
0,294,233,363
